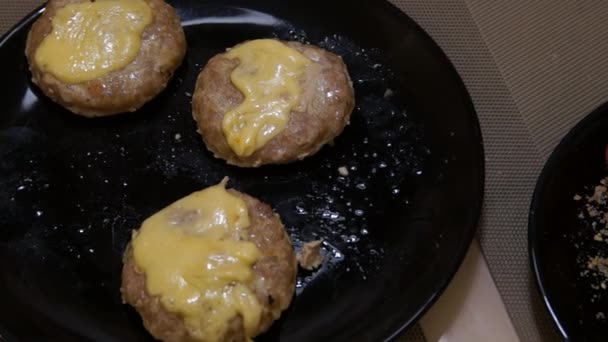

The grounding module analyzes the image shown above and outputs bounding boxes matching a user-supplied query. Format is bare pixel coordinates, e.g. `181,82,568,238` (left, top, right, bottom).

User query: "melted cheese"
131,180,263,341
223,39,311,157
34,0,153,84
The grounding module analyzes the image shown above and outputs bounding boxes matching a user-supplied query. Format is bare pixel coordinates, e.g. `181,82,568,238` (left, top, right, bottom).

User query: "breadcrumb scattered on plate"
297,240,323,270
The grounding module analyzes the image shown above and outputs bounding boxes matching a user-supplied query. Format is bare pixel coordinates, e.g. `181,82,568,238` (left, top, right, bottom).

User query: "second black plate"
530,103,608,341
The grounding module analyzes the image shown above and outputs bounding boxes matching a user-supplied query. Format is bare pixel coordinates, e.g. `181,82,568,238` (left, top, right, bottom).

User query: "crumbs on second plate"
574,176,608,321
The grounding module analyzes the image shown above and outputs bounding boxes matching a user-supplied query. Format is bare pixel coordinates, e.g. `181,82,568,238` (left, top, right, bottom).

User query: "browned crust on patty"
120,189,297,342
192,40,355,167
25,0,187,117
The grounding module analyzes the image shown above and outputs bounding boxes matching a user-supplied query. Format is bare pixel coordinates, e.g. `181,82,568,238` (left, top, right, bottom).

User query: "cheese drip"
132,180,263,341
223,39,311,157
35,0,153,83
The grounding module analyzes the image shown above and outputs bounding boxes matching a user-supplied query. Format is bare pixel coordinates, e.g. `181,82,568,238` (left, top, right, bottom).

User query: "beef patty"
121,189,297,342
25,0,186,117
192,40,354,167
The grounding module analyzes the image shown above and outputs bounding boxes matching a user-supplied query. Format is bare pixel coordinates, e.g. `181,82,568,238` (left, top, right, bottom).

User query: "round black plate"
0,1,483,341
530,103,608,341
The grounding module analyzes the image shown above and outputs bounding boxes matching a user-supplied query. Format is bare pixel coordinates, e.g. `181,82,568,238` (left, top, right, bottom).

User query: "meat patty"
25,0,186,117
192,40,355,167
121,190,297,342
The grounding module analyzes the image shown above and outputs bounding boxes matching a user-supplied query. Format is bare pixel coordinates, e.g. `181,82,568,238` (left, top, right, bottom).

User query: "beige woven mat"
6,0,608,341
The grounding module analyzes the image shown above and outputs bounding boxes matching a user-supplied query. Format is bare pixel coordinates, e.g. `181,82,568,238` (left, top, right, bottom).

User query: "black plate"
530,103,608,341
0,1,483,341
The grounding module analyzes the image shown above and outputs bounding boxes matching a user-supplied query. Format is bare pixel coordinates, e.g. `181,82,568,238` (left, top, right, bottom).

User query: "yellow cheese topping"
34,0,153,84
223,39,311,157
131,179,263,341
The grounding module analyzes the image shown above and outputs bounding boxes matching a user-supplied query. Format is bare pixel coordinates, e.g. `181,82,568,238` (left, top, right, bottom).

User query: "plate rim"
0,5,44,48
360,1,485,340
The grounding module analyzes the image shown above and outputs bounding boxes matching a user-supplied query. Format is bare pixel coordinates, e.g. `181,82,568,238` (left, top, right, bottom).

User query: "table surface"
4,1,607,341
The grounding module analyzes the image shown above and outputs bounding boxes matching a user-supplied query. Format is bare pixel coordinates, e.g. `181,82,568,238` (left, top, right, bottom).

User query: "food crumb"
597,312,606,320
591,185,608,203
587,256,608,278
338,166,349,176
174,133,182,141
384,88,394,98
587,205,600,217
575,177,608,297
297,240,323,270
